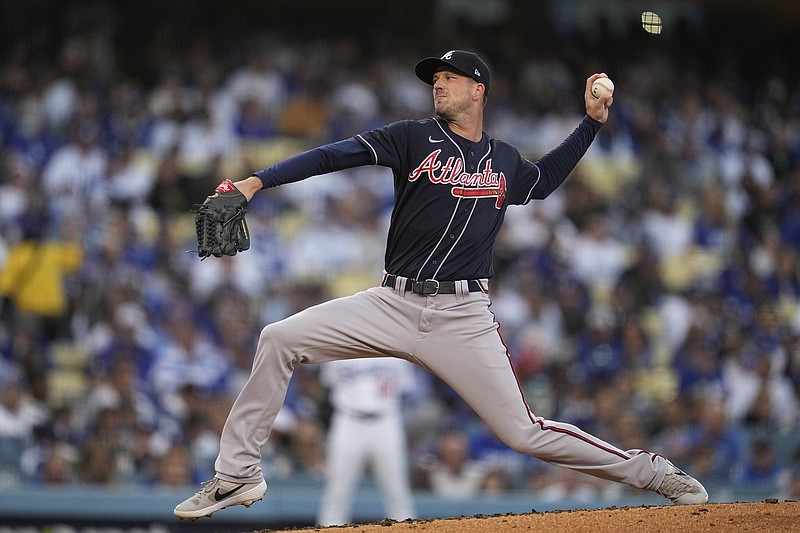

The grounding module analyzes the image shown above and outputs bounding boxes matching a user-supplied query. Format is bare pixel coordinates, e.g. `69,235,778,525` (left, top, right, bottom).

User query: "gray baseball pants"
214,277,668,492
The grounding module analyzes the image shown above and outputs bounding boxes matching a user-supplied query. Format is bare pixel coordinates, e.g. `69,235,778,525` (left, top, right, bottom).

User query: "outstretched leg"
412,291,707,503
175,287,421,519
215,288,419,481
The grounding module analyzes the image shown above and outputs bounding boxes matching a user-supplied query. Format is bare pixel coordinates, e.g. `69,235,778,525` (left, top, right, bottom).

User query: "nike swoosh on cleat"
428,136,444,143
214,484,246,501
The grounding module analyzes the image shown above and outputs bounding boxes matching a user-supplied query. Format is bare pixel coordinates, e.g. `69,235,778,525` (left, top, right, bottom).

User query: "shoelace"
195,478,218,496
657,472,694,500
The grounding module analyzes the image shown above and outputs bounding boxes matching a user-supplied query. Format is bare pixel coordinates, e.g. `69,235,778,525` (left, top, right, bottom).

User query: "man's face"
431,67,480,120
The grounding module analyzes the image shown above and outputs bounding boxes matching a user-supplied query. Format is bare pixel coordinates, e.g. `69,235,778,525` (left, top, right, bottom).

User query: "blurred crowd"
1,2,800,504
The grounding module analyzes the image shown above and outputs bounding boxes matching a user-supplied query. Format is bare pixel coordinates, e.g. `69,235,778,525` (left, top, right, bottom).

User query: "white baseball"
591,77,614,99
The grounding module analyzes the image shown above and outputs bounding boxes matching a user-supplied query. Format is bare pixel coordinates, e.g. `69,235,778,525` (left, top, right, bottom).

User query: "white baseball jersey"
317,357,416,526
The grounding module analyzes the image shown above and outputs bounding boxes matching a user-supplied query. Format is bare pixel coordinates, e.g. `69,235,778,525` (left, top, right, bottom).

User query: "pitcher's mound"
253,501,799,533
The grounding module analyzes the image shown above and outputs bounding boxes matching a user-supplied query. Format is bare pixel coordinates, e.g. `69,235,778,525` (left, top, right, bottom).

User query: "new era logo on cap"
415,50,491,93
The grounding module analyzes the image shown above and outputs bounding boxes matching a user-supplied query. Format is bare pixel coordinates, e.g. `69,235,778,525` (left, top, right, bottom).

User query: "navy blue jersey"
255,115,601,281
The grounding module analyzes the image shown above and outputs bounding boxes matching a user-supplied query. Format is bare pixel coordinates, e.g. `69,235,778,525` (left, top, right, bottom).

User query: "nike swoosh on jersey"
428,136,444,143
214,483,246,501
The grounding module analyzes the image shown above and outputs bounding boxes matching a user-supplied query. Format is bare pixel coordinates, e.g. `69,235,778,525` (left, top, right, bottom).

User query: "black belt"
340,409,386,420
382,274,484,295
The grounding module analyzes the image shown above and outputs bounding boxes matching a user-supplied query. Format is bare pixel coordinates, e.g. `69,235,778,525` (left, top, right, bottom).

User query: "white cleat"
174,477,267,520
656,462,708,505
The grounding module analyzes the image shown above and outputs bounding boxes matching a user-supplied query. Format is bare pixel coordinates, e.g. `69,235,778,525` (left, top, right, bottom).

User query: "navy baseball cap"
415,50,491,93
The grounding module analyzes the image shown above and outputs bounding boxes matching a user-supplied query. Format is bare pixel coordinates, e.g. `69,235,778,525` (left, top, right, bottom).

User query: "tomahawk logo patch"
451,174,506,208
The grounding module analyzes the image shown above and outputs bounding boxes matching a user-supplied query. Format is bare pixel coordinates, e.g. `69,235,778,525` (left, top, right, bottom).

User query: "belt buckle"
421,279,439,295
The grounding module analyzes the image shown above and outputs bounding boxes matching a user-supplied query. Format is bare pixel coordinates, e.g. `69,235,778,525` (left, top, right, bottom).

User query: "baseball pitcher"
175,50,708,521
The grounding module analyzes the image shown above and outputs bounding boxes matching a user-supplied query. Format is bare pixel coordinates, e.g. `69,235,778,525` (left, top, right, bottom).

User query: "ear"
473,82,486,103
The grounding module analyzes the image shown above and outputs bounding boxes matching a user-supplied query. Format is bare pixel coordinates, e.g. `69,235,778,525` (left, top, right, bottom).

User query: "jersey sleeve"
353,120,411,169
512,115,603,204
253,137,373,189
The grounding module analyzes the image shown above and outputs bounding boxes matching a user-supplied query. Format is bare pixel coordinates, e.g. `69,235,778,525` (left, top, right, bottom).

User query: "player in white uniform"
317,358,416,526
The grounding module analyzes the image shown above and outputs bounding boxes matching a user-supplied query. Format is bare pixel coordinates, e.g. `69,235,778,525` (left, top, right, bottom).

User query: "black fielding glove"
194,179,250,259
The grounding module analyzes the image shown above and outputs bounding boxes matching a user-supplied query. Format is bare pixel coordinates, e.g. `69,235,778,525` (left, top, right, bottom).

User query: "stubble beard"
434,95,470,122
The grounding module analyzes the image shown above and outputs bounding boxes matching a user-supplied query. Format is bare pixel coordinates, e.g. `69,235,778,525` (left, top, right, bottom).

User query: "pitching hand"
585,73,613,124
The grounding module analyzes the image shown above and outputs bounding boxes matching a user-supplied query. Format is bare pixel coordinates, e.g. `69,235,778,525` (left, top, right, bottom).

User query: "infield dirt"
250,501,799,533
